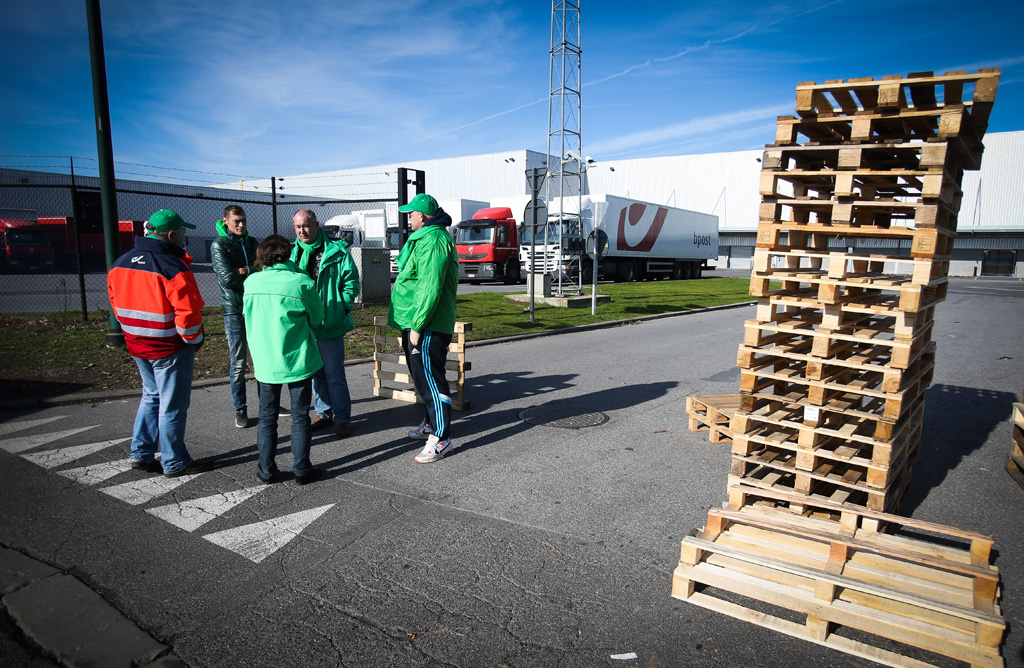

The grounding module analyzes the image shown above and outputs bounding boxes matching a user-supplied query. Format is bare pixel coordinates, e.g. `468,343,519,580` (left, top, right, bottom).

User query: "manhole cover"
519,405,609,429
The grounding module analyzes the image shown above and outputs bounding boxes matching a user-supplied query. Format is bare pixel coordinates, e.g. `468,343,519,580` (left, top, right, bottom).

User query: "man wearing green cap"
388,193,459,463
211,204,259,428
107,209,214,477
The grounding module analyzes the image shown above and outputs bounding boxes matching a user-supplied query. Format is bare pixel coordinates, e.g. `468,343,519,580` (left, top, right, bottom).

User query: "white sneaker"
408,419,433,440
415,435,453,463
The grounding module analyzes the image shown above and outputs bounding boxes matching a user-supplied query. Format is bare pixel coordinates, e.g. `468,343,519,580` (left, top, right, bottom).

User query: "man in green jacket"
388,193,459,463
291,209,361,438
243,235,324,486
211,205,259,428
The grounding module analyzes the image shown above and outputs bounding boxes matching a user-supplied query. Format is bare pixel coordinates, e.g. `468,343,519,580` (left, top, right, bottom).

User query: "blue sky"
1,0,1021,184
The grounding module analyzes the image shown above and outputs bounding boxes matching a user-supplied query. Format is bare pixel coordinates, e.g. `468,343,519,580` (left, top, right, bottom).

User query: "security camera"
565,149,583,162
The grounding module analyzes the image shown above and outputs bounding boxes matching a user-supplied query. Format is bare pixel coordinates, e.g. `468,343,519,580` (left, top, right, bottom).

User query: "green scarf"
295,233,325,274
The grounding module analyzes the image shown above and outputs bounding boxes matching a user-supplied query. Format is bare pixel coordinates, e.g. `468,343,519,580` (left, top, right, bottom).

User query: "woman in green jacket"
243,235,325,485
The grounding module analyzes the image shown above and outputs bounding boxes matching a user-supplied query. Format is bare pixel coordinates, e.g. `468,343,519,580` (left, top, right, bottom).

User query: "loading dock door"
981,250,1015,276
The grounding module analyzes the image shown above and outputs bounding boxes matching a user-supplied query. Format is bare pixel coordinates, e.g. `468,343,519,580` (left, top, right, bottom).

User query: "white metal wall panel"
959,131,1024,231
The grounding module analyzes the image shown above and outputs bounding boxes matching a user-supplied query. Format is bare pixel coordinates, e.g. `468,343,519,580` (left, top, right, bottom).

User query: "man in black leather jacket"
211,205,259,428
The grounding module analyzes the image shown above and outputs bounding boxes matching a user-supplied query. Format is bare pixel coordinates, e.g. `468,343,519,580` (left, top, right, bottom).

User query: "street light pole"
85,0,123,348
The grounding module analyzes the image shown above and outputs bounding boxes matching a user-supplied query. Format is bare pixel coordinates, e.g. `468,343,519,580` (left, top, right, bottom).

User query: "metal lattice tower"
545,0,583,294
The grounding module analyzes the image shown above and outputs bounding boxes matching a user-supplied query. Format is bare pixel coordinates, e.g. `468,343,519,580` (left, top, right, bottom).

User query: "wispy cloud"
589,104,792,156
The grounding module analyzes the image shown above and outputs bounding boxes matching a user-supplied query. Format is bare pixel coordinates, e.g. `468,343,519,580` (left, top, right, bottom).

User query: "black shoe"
131,459,162,473
164,459,215,478
294,468,323,486
235,409,251,429
257,471,279,485
334,422,351,438
310,416,332,432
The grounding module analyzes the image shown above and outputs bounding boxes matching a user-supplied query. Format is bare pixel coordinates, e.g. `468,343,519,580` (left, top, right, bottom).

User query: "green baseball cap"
147,209,196,232
398,193,438,216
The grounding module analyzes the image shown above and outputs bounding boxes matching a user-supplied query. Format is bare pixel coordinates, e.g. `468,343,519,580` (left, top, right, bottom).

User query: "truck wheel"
619,260,638,283
671,262,685,280
581,264,593,284
503,259,519,285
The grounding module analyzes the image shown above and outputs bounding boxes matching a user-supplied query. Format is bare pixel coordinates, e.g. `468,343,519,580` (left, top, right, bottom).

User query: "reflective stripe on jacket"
107,236,205,359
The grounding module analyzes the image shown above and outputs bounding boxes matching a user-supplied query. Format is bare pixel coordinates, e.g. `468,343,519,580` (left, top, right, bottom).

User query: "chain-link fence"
0,168,398,331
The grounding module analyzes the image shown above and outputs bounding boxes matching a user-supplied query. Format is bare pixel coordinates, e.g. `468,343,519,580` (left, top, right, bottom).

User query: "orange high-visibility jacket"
107,236,205,359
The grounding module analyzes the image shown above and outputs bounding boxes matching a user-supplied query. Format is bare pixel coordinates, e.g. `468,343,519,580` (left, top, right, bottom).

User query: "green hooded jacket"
289,236,361,340
387,211,458,334
242,260,324,384
211,219,258,316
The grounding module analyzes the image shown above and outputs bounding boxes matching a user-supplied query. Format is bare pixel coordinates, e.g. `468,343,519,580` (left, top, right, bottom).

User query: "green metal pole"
85,0,124,347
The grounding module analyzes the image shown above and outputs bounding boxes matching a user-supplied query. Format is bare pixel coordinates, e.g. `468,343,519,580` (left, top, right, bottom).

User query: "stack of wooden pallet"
676,70,1007,667
1007,388,1024,491
732,69,1000,515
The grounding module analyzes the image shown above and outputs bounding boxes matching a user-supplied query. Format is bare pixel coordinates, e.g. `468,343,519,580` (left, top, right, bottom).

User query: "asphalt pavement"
1,276,1022,668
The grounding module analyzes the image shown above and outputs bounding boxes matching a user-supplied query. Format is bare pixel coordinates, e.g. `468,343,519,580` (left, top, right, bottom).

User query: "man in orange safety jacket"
107,209,214,477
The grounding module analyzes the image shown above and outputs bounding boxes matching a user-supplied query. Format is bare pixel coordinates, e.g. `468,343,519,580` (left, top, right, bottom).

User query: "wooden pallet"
757,223,956,260
672,493,1004,668
763,141,954,173
372,317,472,410
686,394,743,444
1007,402,1024,491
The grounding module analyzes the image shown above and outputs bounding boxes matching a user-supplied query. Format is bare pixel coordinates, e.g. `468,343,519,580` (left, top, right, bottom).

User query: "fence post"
271,176,278,235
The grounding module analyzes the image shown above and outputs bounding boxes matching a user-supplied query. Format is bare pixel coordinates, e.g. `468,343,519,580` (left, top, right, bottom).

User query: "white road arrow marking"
100,474,203,506
58,460,134,486
21,439,130,469
203,504,335,564
146,487,268,532
0,426,97,454
0,416,65,437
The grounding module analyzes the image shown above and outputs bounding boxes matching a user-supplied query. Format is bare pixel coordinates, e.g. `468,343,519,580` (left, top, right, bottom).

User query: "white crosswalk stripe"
21,439,130,469
203,504,335,564
146,487,268,532
0,416,65,437
58,460,134,486
4,419,332,564
100,473,203,506
0,426,97,454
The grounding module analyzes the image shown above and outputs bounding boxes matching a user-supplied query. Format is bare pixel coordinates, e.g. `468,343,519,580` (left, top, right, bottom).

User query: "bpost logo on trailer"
617,203,668,252
693,232,712,248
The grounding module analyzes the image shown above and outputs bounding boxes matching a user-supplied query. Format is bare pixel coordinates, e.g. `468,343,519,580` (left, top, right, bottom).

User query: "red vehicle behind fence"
0,210,55,272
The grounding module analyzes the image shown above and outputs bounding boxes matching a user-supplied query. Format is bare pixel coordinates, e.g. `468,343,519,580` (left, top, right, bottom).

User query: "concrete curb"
1,546,186,668
0,299,754,412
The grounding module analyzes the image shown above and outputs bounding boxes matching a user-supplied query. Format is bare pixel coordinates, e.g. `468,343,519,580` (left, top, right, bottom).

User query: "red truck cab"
455,207,522,284
0,212,55,272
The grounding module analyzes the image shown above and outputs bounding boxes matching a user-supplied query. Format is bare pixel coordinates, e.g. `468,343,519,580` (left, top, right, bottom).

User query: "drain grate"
519,405,609,429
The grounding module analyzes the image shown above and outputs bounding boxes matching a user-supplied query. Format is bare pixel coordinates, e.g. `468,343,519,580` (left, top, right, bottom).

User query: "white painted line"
203,504,335,564
58,460,134,486
100,474,203,506
0,416,65,437
146,487,268,532
0,426,98,454
21,438,130,469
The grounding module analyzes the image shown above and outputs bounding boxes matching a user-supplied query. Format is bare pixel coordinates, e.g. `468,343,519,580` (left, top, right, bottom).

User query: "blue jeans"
224,314,248,412
257,379,313,479
313,334,351,424
131,346,196,474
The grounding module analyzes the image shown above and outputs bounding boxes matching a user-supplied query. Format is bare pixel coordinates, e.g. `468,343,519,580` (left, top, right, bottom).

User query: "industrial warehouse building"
234,130,1024,277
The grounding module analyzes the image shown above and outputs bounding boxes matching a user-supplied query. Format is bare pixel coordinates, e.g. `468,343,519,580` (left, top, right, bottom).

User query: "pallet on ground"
686,393,743,444
371,317,472,410
672,485,1004,668
1007,402,1024,491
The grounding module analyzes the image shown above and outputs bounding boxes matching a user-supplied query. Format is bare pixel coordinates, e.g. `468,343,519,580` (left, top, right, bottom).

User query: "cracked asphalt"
1,276,1023,668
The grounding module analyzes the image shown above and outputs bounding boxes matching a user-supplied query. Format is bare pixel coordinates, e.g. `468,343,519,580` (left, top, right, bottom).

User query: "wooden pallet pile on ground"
732,69,1000,514
1006,390,1024,491
371,317,471,410
678,70,1007,667
672,485,1005,668
685,394,742,444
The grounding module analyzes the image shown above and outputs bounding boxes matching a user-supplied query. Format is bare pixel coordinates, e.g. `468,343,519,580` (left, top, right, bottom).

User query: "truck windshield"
456,225,494,244
7,231,51,246
521,220,576,245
